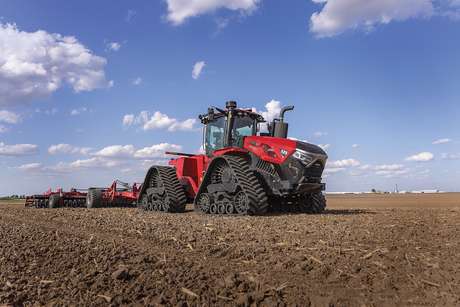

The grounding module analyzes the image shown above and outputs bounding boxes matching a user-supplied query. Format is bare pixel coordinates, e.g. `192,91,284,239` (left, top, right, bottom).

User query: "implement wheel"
49,195,61,209
87,189,102,208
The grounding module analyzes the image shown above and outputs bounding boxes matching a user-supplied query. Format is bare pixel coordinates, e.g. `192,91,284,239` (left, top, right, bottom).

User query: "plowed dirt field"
1,193,459,306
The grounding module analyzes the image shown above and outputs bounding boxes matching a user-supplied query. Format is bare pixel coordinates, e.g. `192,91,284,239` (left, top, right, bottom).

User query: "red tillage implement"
25,188,87,208
86,180,140,208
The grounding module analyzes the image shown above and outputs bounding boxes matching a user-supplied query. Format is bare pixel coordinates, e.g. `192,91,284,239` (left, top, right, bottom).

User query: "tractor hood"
243,136,328,165
294,140,328,168
296,141,327,156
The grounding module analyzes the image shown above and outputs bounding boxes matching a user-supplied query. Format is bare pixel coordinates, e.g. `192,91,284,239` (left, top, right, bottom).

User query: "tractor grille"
304,161,324,179
255,159,277,177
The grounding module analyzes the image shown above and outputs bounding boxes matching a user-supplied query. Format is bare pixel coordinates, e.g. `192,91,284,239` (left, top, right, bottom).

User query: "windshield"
205,116,225,155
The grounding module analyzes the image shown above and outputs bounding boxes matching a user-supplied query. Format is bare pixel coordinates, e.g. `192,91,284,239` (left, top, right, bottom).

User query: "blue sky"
1,0,460,195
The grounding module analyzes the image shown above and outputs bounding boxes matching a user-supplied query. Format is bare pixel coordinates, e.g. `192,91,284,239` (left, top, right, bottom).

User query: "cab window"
205,116,225,155
232,116,255,147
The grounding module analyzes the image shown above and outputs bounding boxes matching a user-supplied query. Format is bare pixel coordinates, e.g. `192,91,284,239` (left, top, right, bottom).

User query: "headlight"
293,148,315,165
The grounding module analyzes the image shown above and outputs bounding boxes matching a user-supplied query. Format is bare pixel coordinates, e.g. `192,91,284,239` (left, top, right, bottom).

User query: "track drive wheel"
87,189,102,208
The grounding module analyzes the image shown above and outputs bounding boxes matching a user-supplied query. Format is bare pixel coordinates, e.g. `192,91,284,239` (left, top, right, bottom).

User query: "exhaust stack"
272,105,294,138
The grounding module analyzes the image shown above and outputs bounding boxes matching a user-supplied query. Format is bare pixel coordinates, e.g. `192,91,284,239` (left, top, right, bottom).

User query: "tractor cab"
200,101,264,156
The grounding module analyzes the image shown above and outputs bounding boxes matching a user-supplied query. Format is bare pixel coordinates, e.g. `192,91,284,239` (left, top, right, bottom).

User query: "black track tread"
158,166,187,213
299,192,327,214
142,166,187,213
224,155,269,215
196,154,268,216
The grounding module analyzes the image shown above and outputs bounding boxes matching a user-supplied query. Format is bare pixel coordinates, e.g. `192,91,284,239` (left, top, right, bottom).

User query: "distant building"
411,190,440,194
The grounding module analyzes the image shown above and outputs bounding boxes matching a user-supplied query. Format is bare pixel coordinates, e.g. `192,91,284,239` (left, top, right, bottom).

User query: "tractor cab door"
204,112,257,156
204,116,226,155
231,116,256,148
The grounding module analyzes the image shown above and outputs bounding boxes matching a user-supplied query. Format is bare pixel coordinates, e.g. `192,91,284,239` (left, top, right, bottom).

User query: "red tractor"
138,101,328,215
86,180,140,208
25,188,87,208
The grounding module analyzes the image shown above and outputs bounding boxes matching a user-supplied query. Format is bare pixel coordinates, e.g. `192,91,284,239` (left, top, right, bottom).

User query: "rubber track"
155,166,187,213
221,154,269,215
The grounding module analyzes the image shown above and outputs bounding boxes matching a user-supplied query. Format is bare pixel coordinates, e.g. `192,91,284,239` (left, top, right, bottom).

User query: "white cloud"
53,157,123,172
310,0,433,38
262,100,282,121
441,0,460,19
24,142,181,174
328,158,360,168
313,131,328,138
134,143,182,159
107,42,121,51
169,118,197,131
441,153,460,160
432,138,451,145
324,167,345,174
0,142,38,156
406,152,434,162
374,164,404,171
36,108,58,115
123,110,197,132
143,112,177,130
192,61,206,79
375,168,409,177
16,158,119,173
70,107,87,116
48,144,91,155
126,10,137,22
165,0,259,25
352,144,359,148
352,163,410,178
0,110,20,124
92,143,182,159
0,23,109,105
355,163,409,177
123,114,135,126
93,145,136,159
325,158,360,175
253,99,282,122
0,110,20,132
132,77,142,85
18,163,43,172
374,164,409,177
